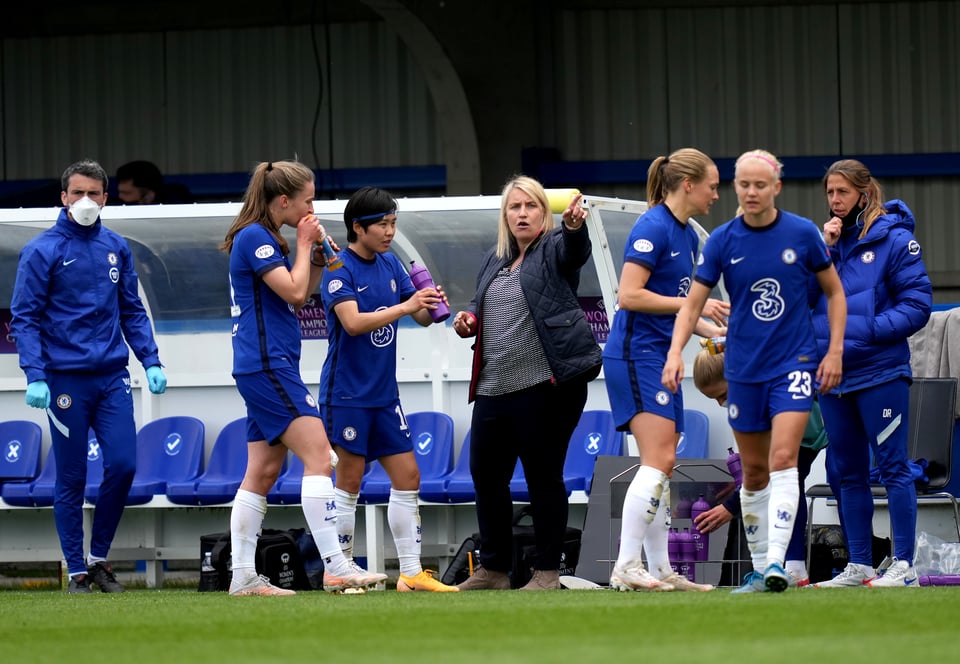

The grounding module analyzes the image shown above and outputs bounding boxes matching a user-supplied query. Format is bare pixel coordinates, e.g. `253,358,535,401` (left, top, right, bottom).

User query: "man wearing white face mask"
10,159,168,594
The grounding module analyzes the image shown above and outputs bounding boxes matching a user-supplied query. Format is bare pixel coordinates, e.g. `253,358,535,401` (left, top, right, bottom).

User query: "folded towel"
908,308,960,418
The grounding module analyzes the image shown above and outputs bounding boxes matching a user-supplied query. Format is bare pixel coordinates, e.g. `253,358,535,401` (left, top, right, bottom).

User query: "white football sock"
301,474,351,576
645,477,674,579
785,560,807,577
767,467,799,568
740,484,770,572
230,489,266,582
616,465,667,570
86,554,107,567
334,488,359,559
388,488,422,577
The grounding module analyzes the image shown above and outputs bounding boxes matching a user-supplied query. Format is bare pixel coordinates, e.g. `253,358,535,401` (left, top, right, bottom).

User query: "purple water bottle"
408,260,451,323
726,447,743,485
678,528,695,582
919,575,960,586
675,495,693,519
690,494,711,563
668,528,680,575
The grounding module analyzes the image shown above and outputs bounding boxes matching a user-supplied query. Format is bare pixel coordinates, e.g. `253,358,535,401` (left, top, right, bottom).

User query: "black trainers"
67,573,92,594
87,561,125,593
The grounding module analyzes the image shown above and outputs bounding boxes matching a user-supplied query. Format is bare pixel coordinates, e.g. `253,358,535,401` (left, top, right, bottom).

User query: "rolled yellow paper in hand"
545,188,581,214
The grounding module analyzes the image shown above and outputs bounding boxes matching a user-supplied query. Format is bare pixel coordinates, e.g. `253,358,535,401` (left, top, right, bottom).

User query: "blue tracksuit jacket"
10,209,161,380
811,199,932,393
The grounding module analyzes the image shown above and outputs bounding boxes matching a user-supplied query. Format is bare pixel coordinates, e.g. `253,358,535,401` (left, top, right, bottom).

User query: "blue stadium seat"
677,409,710,459
359,411,455,504
441,431,475,503
87,417,205,505
6,431,101,507
0,420,43,483
167,418,247,505
268,452,303,505
508,410,624,500
418,464,451,503
562,410,624,493
3,442,55,507
358,459,390,505
266,450,375,505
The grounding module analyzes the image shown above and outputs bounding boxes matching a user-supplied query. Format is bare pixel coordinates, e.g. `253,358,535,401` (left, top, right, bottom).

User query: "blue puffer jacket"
811,199,932,393
10,210,161,383
465,224,602,401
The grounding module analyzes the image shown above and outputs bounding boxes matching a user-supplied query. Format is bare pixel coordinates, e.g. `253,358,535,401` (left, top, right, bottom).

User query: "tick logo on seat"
415,432,433,455
164,433,183,456
62,258,78,266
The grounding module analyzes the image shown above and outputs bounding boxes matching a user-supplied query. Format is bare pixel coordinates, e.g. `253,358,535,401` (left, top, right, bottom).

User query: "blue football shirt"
229,224,302,375
604,204,701,360
694,210,832,382
319,248,416,407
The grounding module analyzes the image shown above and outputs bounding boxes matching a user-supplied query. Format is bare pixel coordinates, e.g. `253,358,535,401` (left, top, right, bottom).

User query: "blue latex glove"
146,365,167,394
25,380,51,409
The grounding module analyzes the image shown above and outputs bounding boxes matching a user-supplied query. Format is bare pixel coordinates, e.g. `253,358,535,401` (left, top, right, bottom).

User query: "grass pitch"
1,585,958,663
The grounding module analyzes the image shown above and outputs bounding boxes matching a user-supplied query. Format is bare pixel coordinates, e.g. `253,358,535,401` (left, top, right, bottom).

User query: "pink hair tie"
739,152,780,174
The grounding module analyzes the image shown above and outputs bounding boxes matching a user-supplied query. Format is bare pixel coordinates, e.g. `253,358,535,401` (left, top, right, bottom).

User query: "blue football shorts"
726,369,814,433
235,366,322,445
320,399,413,461
603,356,684,432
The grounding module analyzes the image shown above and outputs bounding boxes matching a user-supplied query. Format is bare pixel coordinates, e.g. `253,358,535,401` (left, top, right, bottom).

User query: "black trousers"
470,377,588,573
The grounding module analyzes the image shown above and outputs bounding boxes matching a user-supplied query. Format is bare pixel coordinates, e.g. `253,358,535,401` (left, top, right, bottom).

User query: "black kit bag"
294,528,326,590
440,509,583,588
198,528,312,591
198,531,231,591
510,506,582,588
808,525,849,584
257,528,312,591
440,532,481,586
808,525,892,583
